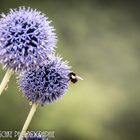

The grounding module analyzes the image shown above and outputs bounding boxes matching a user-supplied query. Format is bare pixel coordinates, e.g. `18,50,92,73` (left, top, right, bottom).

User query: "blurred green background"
0,0,140,140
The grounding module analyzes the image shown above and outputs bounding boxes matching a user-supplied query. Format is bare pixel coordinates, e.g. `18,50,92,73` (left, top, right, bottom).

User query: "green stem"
0,69,13,96
18,103,38,140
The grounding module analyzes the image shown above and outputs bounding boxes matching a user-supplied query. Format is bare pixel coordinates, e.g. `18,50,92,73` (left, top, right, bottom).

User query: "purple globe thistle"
0,7,57,71
22,132,48,140
18,56,71,105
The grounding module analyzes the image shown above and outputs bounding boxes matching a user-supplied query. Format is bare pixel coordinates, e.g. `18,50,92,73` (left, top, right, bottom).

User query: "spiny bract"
18,56,71,105
0,7,57,71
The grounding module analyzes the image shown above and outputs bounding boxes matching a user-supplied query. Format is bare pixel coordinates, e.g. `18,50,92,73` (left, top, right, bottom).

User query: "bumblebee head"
69,72,83,84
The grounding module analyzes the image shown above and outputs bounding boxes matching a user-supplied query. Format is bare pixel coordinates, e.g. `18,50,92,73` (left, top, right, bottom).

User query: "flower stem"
0,69,13,96
18,103,38,140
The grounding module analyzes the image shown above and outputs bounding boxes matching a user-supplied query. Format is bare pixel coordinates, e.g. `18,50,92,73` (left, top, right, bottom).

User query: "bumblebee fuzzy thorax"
69,72,83,84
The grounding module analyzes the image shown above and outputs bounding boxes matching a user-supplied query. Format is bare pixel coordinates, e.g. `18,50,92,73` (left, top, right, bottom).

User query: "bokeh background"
0,0,140,140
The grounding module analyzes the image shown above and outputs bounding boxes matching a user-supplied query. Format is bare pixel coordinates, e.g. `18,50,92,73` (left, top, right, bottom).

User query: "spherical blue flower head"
22,132,48,140
18,56,71,105
0,7,57,71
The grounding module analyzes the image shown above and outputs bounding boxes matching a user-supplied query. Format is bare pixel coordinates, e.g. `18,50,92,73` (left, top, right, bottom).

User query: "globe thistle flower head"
0,7,57,71
18,56,71,105
22,132,48,140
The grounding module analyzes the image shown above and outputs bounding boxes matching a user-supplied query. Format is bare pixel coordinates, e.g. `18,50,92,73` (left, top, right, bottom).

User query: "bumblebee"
69,72,83,84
